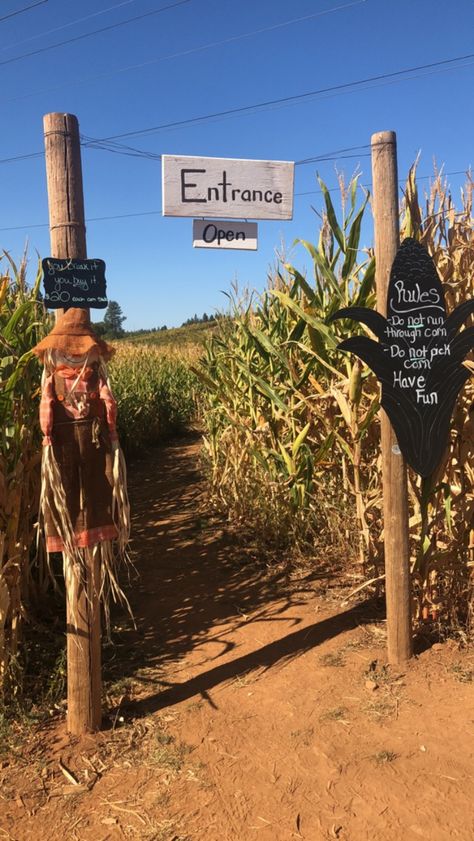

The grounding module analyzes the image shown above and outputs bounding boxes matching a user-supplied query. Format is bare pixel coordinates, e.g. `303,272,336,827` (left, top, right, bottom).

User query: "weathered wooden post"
43,112,102,733
371,130,413,664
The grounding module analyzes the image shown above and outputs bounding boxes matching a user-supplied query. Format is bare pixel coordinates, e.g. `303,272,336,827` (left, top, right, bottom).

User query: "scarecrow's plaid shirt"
40,374,118,446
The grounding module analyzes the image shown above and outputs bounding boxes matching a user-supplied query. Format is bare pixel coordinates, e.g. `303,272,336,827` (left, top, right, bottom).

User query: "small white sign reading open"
193,219,258,251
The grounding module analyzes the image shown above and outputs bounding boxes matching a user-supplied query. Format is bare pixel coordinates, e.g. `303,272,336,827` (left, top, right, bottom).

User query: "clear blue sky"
1,0,473,329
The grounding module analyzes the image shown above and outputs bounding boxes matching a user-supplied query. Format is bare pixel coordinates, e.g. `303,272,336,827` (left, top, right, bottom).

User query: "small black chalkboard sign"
42,258,108,309
331,238,474,477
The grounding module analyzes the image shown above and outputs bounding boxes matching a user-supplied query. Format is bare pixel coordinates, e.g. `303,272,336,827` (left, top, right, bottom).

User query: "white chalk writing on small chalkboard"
42,258,108,309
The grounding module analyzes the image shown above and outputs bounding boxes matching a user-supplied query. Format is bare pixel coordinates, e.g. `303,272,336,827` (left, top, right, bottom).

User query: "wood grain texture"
43,113,87,264
371,130,413,665
162,155,294,220
43,112,102,734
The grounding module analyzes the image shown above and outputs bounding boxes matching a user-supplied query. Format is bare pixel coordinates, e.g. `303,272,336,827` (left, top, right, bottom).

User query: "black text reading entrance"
181,169,283,206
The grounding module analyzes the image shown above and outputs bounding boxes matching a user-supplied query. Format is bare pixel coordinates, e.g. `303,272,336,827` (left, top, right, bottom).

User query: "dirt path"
2,436,474,841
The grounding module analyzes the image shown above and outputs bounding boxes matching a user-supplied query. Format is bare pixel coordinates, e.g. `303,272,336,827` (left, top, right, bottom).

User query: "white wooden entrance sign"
193,220,258,251
162,155,294,220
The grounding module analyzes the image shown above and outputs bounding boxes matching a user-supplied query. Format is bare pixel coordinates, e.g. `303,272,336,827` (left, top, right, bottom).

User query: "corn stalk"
0,252,47,694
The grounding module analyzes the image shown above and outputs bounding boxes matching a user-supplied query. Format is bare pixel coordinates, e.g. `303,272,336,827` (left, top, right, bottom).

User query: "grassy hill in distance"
121,319,218,348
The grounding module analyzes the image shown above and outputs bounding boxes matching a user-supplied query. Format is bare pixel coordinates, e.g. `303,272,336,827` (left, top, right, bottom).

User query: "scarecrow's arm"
39,375,54,446
99,378,118,442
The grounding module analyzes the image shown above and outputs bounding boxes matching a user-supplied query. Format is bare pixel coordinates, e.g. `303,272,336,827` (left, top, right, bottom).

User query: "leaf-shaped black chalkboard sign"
331,238,474,477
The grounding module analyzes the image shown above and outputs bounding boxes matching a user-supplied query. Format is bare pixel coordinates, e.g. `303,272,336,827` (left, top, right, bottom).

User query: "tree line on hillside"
94,302,220,339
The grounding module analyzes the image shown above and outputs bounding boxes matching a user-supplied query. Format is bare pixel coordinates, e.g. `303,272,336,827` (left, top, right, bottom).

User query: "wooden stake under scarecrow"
33,309,130,628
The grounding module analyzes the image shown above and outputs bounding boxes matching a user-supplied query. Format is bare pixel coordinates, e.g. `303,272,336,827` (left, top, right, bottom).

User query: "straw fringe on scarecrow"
33,309,131,631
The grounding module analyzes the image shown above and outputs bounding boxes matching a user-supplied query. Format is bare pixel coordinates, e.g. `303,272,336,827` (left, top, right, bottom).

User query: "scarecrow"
33,308,130,627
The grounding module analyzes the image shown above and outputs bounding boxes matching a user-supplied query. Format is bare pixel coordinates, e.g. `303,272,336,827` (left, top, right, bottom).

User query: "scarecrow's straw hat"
32,308,115,361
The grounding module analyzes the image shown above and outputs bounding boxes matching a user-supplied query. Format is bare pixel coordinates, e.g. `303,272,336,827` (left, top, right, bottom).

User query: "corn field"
0,164,472,713
197,166,474,631
0,253,47,697
109,342,201,454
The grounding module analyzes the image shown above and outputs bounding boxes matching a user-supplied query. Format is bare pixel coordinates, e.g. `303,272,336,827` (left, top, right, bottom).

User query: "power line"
0,0,367,101
1,170,470,232
0,0,137,53
0,150,44,165
79,135,372,164
0,0,193,69
90,51,474,143
1,50,473,166
0,139,373,167
0,1,47,24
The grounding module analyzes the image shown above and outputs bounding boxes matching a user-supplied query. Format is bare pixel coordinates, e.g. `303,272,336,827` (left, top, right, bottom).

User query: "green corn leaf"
354,256,376,307
317,177,345,251
333,430,354,461
284,264,316,303
278,441,295,476
235,363,288,413
288,317,307,343
3,300,37,343
241,323,270,363
357,398,380,438
248,325,288,367
292,422,310,459
341,193,369,278
312,430,335,464
331,387,353,430
270,291,337,348
294,239,343,304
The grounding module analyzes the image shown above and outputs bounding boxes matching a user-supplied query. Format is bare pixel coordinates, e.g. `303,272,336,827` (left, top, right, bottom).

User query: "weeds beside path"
1,435,474,841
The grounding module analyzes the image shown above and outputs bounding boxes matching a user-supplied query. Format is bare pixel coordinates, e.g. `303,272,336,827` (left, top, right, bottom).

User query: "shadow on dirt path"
113,434,380,716
3,435,474,841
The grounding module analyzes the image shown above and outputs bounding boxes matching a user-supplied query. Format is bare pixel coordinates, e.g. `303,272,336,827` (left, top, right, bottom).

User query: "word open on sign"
330,238,474,477
162,155,294,220
42,258,108,309
193,220,257,250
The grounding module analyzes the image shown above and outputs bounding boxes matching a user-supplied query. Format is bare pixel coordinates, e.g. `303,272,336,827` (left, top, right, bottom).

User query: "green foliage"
196,176,379,553
122,319,219,348
0,251,49,695
109,344,201,455
103,299,126,338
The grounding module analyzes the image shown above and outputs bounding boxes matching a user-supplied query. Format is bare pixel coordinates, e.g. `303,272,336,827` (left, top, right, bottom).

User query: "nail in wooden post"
43,112,102,733
371,130,413,664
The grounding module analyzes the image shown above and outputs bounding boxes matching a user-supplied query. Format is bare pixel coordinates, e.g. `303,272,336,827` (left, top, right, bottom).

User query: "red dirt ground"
1,437,474,841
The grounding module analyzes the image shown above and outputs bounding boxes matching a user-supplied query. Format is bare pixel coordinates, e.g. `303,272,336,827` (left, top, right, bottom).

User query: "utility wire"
1,170,470,232
0,140,373,167
0,151,44,164
0,0,137,53
79,135,372,164
0,0,367,99
0,0,193,68
0,1,47,24
1,50,473,165
89,51,474,143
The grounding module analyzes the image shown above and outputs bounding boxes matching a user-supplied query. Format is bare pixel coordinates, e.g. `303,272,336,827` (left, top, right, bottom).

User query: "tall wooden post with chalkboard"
43,112,102,733
370,131,413,663
331,132,413,663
